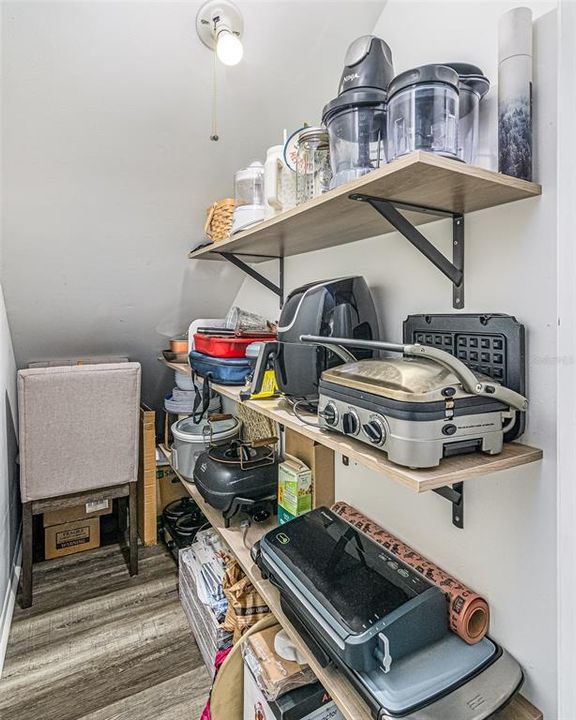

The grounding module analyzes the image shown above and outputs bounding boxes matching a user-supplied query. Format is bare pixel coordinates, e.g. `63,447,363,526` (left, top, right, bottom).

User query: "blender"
322,36,394,189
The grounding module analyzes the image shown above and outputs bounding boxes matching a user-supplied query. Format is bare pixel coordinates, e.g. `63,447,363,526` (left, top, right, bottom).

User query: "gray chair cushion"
18,363,141,502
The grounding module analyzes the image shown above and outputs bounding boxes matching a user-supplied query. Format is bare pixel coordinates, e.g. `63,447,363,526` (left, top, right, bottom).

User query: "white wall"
0,282,19,673
0,3,20,675
556,1,576,715
0,0,384,407
231,3,559,716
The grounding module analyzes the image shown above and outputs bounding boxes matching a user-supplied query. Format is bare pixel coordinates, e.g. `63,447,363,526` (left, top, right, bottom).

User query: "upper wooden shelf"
159,358,543,493
158,443,543,720
189,152,541,263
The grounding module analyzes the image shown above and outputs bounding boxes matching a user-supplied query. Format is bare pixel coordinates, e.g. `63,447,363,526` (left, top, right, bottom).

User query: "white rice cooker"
171,414,242,480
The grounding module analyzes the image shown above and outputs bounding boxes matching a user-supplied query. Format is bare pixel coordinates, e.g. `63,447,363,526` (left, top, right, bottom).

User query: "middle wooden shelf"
159,357,543,494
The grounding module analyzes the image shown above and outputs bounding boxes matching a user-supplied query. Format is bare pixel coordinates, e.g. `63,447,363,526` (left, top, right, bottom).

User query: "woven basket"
205,198,236,243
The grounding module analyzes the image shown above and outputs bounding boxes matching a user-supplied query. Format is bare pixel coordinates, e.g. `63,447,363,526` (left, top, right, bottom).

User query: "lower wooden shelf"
158,444,542,720
159,358,543,493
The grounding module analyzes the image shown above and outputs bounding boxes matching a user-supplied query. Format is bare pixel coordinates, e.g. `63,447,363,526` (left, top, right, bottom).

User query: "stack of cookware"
164,370,222,416
188,308,276,395
161,496,208,562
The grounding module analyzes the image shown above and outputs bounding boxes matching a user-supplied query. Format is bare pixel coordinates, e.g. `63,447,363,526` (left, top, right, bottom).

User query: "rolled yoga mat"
332,501,490,645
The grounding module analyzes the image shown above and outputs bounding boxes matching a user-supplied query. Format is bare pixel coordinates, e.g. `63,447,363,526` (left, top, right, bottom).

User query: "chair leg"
128,483,138,576
20,502,33,608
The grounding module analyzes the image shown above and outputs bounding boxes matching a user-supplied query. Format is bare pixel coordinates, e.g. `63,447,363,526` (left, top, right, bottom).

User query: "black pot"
162,497,199,523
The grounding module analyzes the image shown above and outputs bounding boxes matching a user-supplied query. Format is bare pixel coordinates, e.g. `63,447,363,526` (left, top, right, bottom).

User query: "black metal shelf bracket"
432,482,464,529
349,193,465,309
218,252,285,306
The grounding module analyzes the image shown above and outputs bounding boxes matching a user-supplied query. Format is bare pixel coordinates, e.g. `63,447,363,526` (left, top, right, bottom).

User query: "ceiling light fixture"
196,0,244,66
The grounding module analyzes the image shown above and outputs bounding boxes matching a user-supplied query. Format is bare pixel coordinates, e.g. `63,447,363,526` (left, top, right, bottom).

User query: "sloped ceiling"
0,0,384,405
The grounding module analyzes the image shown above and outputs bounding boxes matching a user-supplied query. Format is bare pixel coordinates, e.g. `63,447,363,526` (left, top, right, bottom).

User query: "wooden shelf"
158,444,542,720
189,152,541,263
159,358,543,493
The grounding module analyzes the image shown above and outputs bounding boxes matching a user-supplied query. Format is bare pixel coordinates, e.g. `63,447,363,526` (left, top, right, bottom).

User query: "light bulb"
216,29,243,65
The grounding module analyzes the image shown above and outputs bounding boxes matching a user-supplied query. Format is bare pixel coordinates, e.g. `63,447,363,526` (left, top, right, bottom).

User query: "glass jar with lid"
387,64,460,161
295,127,332,205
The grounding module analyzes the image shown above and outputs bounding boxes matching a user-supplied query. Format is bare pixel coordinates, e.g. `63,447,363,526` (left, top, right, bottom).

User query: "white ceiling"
0,0,385,404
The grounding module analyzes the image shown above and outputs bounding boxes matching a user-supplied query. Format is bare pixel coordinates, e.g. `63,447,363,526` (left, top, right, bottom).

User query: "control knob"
363,418,386,445
322,403,338,426
342,411,360,435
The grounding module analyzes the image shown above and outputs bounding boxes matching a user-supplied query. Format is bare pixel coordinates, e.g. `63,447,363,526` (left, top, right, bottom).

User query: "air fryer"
251,277,380,405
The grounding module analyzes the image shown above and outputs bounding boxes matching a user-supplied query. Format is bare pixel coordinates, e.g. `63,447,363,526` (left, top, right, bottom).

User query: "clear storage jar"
295,127,331,204
387,65,460,161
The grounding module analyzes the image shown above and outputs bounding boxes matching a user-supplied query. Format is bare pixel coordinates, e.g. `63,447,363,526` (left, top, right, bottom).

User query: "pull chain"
210,50,219,141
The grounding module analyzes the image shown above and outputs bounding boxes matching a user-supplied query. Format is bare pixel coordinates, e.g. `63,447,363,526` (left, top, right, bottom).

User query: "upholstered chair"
17,362,141,607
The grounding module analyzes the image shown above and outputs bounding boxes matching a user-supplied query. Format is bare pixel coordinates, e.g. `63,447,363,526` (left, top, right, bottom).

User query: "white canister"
264,145,296,218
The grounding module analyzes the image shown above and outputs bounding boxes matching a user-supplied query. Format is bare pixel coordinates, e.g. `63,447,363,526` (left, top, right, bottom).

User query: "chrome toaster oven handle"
300,335,528,412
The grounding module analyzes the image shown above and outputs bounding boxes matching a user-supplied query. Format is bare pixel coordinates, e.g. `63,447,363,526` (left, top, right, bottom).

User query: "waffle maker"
300,336,528,469
254,508,523,719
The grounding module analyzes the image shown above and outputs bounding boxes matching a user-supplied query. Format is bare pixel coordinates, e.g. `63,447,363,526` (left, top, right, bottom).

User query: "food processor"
322,36,394,188
445,62,490,164
231,161,266,234
387,64,460,161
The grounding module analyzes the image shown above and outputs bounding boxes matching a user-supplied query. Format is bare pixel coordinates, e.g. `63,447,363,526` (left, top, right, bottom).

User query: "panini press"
254,508,523,719
301,331,527,469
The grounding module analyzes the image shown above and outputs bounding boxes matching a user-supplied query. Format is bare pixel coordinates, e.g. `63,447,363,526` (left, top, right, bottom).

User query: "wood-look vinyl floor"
0,544,212,720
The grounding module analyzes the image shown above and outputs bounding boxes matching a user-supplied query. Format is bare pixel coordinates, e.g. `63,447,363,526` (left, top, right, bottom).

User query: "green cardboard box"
278,455,312,518
277,506,297,525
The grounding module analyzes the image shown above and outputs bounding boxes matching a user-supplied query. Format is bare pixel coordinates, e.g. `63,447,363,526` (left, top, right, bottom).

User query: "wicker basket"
205,198,236,243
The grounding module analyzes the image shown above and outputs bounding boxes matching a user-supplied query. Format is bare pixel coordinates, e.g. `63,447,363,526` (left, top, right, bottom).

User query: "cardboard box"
278,506,297,526
284,431,335,509
243,660,343,720
43,499,112,528
138,405,158,545
157,464,187,512
278,456,312,518
45,518,100,559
